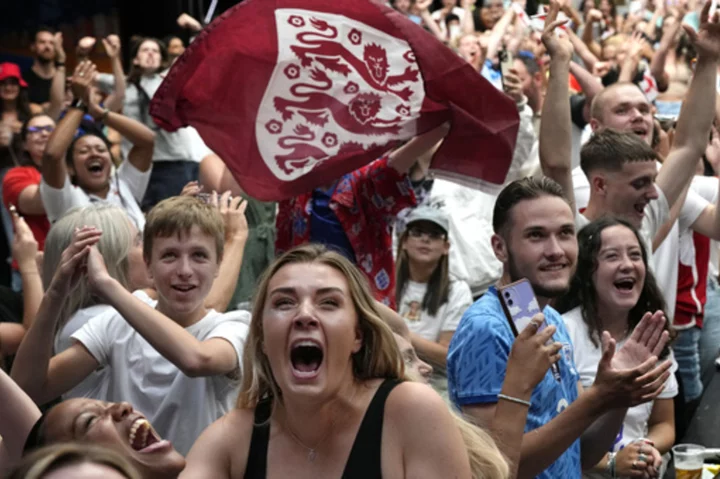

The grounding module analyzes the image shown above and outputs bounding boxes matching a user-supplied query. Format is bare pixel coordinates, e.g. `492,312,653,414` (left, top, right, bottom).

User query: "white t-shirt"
562,306,678,478
72,307,250,455
398,279,472,341
55,291,155,400
574,186,670,266
39,161,149,230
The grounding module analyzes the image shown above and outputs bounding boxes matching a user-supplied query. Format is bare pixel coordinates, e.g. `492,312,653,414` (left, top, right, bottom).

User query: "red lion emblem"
274,124,329,175
289,18,419,102
273,68,402,136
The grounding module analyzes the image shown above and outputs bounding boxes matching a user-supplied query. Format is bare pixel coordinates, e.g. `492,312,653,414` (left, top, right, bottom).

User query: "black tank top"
244,379,401,479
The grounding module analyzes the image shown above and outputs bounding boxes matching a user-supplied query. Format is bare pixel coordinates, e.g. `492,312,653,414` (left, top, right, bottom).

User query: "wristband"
606,452,617,478
497,393,531,407
69,98,88,113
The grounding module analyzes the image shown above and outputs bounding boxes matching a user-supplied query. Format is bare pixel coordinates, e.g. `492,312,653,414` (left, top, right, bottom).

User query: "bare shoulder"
182,408,257,479
384,381,452,426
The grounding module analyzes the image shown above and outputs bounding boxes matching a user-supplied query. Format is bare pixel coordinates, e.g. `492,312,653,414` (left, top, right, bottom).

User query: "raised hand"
211,191,249,242
53,32,66,64
592,60,612,77
502,67,525,104
76,36,97,58
542,0,574,61
102,34,121,59
593,310,672,408
180,180,204,197
684,0,720,61
10,206,39,272
47,226,102,297
177,13,203,32
627,31,651,61
70,61,97,104
504,314,563,395
85,245,113,298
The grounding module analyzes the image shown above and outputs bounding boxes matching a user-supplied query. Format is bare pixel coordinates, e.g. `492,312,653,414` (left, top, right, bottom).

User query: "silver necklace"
284,418,335,462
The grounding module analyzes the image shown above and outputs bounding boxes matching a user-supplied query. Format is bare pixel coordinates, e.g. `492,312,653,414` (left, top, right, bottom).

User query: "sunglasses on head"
27,125,54,134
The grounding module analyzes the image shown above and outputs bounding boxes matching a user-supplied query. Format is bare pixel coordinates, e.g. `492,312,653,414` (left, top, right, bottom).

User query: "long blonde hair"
237,244,404,408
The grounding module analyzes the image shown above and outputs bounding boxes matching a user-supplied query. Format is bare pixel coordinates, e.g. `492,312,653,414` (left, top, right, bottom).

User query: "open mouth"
540,263,565,272
614,278,636,291
634,203,646,215
86,160,105,174
128,418,161,452
290,340,324,378
171,284,196,293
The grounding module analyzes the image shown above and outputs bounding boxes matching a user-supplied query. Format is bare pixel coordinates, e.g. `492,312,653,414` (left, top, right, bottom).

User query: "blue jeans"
675,326,704,402
700,276,720,385
141,161,199,211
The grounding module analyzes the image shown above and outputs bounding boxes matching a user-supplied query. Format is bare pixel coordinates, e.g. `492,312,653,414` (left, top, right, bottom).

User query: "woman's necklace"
282,386,357,462
284,416,335,462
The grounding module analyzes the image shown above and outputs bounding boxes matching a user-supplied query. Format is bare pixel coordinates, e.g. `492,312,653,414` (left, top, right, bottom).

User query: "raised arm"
10,227,102,404
415,0,446,43
582,10,604,58
651,17,682,93
569,61,605,124
388,123,450,174
86,246,240,378
46,33,66,121
486,8,517,64
568,28,600,71
538,1,576,210
42,62,95,189
203,193,249,312
10,208,42,331
656,1,720,209
0,368,41,473
101,35,126,113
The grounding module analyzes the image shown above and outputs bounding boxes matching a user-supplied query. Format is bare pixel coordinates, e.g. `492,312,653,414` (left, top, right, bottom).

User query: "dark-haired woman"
556,217,676,479
97,36,208,210
396,206,471,392
39,61,154,230
0,62,32,169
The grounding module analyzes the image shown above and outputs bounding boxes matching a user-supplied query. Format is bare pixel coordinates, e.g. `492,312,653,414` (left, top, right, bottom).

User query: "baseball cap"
405,206,449,233
0,63,28,87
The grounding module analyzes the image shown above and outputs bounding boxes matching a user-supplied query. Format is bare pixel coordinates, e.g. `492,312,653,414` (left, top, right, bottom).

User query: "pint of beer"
673,444,705,479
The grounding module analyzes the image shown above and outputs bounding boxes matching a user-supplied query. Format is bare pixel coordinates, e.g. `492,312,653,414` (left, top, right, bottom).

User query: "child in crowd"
395,205,472,392
12,195,250,455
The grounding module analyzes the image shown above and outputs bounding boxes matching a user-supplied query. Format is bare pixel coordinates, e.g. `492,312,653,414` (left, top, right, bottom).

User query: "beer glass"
672,444,705,479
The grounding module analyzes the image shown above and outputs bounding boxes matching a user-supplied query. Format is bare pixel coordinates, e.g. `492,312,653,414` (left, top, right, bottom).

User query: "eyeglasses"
27,125,54,134
408,227,446,240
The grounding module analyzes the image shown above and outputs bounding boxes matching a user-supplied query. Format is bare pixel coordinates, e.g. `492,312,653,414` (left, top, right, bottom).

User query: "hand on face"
505,314,563,395
593,310,672,408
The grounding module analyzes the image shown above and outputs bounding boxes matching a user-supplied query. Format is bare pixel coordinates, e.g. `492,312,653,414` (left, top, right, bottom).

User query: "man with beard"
23,27,59,110
447,176,672,479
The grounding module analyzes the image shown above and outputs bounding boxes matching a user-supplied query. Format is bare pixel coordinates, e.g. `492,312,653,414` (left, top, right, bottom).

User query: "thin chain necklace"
282,386,357,463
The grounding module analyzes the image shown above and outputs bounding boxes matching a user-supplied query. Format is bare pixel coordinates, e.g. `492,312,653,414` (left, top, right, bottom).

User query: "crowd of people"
0,0,719,476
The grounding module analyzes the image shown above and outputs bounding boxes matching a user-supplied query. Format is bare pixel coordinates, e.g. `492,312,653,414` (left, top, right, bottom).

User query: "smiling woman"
179,244,477,479
555,217,678,478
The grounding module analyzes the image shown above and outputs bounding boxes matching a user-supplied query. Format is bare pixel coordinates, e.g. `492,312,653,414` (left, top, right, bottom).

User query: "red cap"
0,63,28,88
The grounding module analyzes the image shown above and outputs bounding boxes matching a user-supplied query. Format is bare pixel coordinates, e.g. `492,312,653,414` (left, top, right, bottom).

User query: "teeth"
294,340,319,348
128,419,150,446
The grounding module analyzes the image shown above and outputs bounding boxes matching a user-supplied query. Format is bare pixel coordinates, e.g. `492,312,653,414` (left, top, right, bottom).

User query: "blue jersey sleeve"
448,296,516,406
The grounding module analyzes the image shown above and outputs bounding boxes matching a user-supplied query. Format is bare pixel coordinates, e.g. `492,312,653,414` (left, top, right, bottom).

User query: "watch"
69,98,88,113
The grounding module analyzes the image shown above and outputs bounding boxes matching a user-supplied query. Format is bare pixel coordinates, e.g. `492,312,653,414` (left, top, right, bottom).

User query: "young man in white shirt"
539,2,720,410
12,196,250,455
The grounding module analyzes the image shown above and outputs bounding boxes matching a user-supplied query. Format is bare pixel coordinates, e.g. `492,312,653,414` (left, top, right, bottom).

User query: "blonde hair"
8,442,141,479
237,244,404,408
402,366,509,479
42,205,134,330
143,195,224,263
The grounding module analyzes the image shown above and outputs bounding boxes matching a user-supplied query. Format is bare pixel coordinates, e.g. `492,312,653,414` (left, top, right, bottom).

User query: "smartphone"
499,48,514,87
499,279,561,381
498,279,543,337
